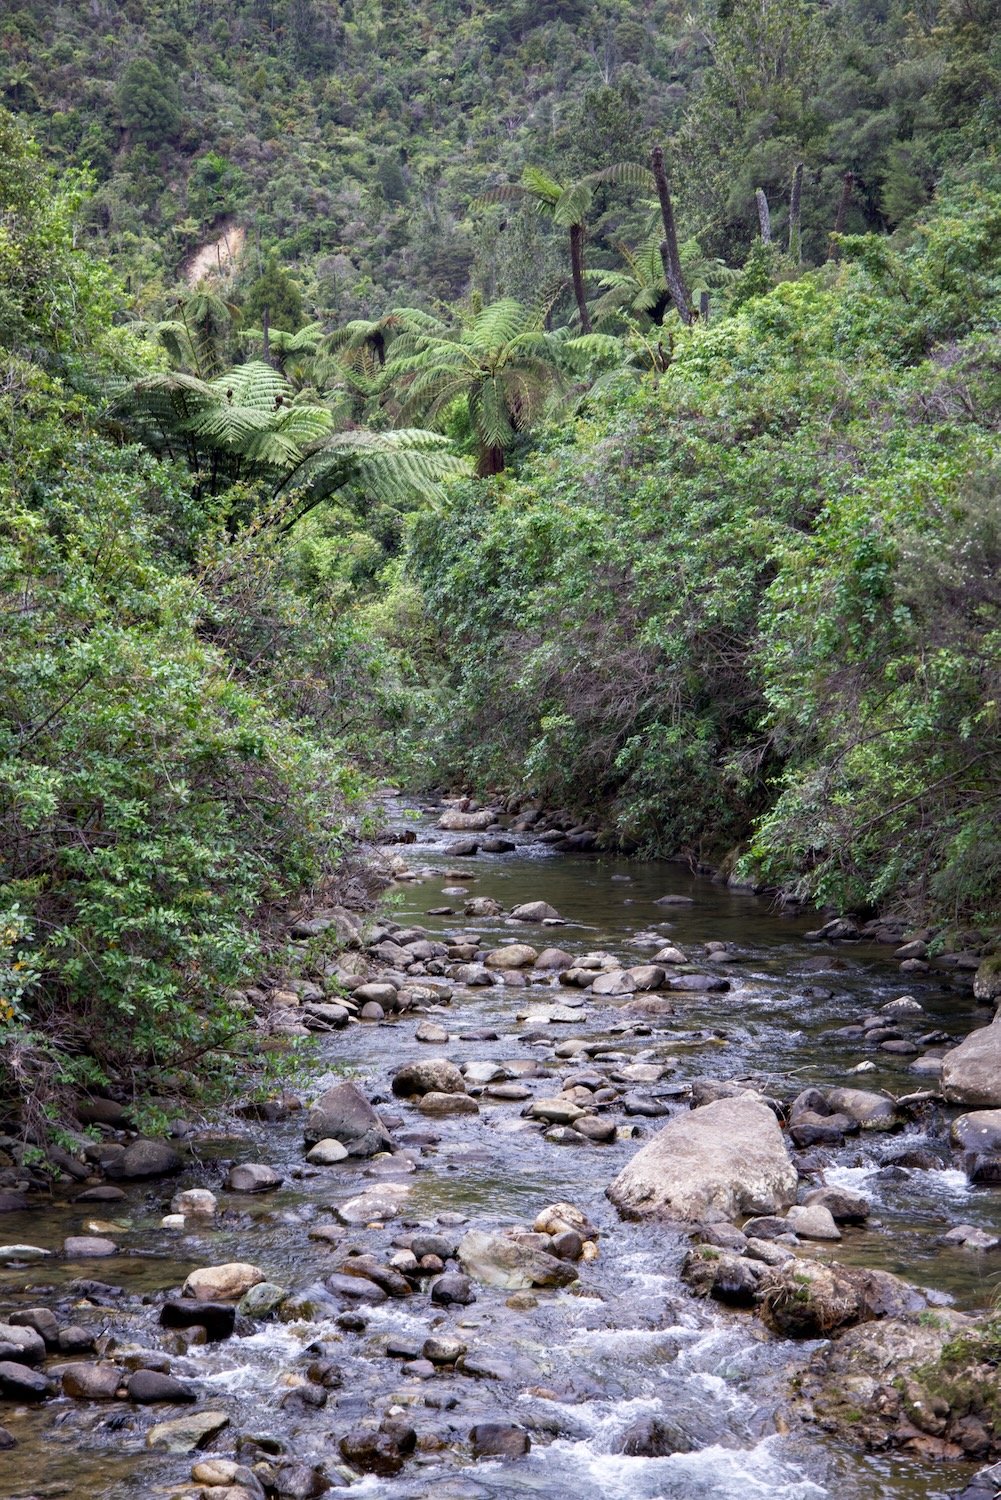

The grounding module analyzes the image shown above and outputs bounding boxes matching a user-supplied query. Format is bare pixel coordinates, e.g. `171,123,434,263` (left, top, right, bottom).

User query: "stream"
2,806,999,1500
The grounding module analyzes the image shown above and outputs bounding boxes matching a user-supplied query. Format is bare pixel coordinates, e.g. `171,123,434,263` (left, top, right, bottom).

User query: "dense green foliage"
2,0,1000,1143
3,0,998,319
0,114,391,1130
405,174,1001,925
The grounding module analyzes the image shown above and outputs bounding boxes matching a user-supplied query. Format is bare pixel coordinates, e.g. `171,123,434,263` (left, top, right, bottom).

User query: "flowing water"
2,809,999,1500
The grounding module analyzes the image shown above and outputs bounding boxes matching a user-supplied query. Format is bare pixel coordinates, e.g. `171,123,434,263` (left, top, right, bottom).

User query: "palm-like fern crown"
381,299,566,457
121,357,470,513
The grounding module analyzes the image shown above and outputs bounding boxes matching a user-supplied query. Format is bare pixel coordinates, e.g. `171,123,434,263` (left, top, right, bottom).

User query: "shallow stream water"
2,811,999,1500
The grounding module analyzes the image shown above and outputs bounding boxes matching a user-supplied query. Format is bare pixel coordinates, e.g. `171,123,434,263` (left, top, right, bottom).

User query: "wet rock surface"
1,801,999,1500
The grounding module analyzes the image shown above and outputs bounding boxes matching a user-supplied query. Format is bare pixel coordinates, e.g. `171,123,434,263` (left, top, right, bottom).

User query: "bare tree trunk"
569,223,592,333
788,162,804,262
829,170,854,258
699,290,710,324
755,187,771,243
262,303,271,366
651,145,692,326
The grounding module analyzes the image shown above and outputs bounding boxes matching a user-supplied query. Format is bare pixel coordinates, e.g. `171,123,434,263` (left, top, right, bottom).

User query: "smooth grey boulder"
510,901,561,922
106,1138,182,1180
304,1081,394,1155
607,1097,797,1223
391,1059,466,1097
942,1021,1001,1107
225,1163,282,1193
458,1229,578,1290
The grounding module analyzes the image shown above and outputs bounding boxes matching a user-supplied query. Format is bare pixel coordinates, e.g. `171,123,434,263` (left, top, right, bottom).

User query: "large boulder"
823,1087,898,1129
973,956,1001,1005
484,943,537,969
391,1059,466,1098
182,1263,265,1301
510,901,561,923
0,1324,45,1365
303,1081,394,1155
438,809,496,831
106,1138,182,1180
225,1163,282,1194
457,1229,578,1290
759,1259,926,1338
943,1021,1001,1107
607,1097,797,1223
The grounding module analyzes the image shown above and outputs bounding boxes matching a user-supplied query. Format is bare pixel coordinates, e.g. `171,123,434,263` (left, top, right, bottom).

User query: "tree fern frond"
553,180,593,228
520,165,564,204
587,162,655,191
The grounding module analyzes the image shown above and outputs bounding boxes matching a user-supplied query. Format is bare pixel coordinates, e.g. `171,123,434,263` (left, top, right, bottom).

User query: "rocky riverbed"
1,797,1000,1500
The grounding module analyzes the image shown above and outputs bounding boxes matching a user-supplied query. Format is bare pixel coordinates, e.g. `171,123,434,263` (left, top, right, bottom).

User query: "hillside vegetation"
1,0,999,1133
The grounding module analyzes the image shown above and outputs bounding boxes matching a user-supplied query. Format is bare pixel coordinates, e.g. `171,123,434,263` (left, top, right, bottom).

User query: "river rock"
127,1368,196,1403
439,809,495,831
340,1420,417,1476
458,1228,578,1289
951,1110,1001,1155
510,901,561,922
0,1324,45,1365
973,956,1001,1004
353,983,399,1009
590,970,636,996
66,1232,120,1257
183,1262,265,1301
823,1086,898,1129
423,1335,466,1364
536,947,574,970
528,1097,585,1124
615,1415,693,1456
306,1138,349,1165
785,1203,841,1241
470,1423,531,1458
802,1185,871,1223
0,1361,51,1399
759,1260,925,1338
418,1091,480,1116
485,943,538,969
653,946,687,964
147,1410,230,1452
9,1308,58,1346
107,1138,182,1180
607,1097,797,1223
61,1362,122,1399
463,896,502,917
238,1282,288,1318
0,1244,52,1264
430,1272,476,1305
336,1182,411,1225
942,1021,1001,1107
392,1059,466,1097
415,1020,450,1044
171,1188,217,1216
325,1272,387,1304
629,965,667,991
160,1299,235,1339
225,1163,282,1193
303,1081,394,1155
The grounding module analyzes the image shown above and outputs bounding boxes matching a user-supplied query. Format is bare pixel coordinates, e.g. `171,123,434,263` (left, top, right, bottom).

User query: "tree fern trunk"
262,304,271,366
788,163,804,263
569,223,592,333
477,444,505,477
755,188,771,243
651,146,692,326
829,171,854,259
